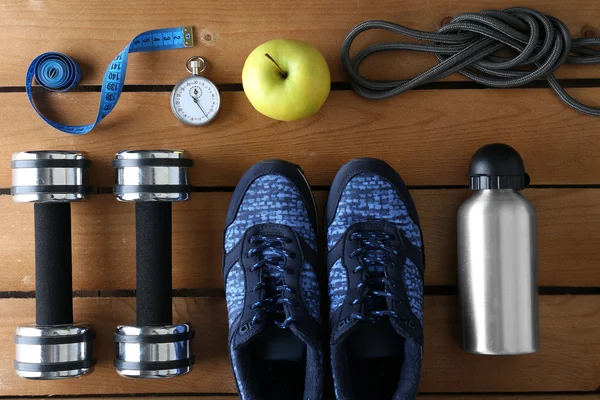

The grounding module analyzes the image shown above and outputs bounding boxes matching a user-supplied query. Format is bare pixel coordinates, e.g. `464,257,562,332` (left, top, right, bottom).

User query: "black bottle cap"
468,143,530,190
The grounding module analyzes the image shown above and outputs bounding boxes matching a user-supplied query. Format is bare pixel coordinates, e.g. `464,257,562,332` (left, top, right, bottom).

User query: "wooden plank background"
2,188,600,292
2,0,600,398
6,397,600,400
1,0,600,86
3,89,600,188
1,296,599,395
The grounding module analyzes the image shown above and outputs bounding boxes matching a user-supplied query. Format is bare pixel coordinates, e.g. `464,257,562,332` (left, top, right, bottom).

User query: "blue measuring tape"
26,26,194,135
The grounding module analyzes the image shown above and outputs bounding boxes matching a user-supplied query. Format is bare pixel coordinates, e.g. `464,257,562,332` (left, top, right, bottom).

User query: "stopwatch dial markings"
172,77,220,125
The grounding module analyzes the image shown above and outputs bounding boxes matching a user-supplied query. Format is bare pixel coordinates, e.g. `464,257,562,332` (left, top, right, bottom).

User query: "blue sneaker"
223,160,323,400
326,159,425,400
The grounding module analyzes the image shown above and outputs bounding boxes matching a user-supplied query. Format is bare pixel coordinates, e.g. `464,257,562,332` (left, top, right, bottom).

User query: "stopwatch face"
170,76,220,126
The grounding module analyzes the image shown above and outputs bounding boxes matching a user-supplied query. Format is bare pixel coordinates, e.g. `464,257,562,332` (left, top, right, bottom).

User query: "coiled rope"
341,7,600,116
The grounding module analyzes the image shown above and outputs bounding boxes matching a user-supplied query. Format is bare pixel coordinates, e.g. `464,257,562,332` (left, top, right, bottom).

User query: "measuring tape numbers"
26,26,194,135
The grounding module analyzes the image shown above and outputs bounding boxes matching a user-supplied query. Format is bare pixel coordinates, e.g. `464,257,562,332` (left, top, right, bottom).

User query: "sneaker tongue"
347,319,404,359
256,324,306,361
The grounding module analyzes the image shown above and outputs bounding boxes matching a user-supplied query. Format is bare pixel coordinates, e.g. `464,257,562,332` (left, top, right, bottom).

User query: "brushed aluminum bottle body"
457,189,539,355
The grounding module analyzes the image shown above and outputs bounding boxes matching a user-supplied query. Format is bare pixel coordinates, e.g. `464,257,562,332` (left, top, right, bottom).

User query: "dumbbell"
113,150,194,378
11,151,95,379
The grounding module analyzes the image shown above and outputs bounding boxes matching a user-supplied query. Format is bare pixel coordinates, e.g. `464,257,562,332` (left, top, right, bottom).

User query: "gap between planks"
5,77,600,94
4,185,600,196
4,287,600,299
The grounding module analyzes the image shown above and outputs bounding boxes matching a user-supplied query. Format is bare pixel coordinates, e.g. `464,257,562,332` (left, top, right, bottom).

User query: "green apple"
242,39,331,121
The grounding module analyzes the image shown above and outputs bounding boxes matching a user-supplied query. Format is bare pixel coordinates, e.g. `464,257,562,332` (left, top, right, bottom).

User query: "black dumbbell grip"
34,203,74,326
136,202,173,326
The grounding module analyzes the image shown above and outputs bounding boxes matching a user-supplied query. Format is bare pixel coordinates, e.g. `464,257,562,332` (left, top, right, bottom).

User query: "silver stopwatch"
170,57,220,126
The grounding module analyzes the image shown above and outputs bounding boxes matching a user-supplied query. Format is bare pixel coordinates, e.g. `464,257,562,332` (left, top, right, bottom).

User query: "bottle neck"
472,189,520,198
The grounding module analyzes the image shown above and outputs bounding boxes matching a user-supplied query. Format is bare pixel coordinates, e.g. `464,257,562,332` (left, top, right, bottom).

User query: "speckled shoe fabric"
326,158,425,400
223,160,323,400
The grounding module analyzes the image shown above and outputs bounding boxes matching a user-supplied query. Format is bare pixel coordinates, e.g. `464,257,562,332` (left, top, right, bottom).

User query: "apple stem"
265,53,288,78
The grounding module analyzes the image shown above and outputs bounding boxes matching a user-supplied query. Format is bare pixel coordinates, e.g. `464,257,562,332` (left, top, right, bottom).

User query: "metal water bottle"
457,143,539,355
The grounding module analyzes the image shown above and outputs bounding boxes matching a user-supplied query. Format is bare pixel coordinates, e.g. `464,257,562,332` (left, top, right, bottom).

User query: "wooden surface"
2,188,600,292
1,0,600,86
2,0,600,398
1,296,600,395
2,89,600,188
9,397,600,400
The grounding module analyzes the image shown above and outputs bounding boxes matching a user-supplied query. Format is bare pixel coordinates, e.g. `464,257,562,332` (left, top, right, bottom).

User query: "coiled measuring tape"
26,27,194,135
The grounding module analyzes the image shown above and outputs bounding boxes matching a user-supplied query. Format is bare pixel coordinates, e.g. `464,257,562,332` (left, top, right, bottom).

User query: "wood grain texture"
2,89,600,188
1,0,600,86
16,397,600,400
1,188,599,292
0,296,598,395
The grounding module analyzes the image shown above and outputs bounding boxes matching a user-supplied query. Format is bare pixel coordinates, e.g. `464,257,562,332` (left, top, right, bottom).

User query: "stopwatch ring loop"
186,57,206,75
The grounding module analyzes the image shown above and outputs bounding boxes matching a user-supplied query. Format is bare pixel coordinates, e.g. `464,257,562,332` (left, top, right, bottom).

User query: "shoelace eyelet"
348,230,403,323
246,234,299,330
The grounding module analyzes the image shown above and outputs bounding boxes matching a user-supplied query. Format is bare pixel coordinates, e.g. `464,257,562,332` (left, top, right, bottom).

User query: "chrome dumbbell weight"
113,150,194,378
11,151,95,379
